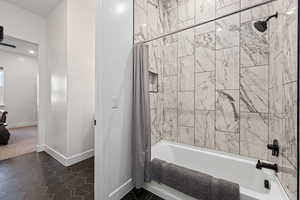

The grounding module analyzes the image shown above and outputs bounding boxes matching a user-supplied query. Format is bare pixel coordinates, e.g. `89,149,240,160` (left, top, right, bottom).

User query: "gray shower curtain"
132,43,151,188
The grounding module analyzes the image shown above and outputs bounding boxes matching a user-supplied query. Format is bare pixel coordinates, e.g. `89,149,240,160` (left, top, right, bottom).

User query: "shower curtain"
132,43,151,188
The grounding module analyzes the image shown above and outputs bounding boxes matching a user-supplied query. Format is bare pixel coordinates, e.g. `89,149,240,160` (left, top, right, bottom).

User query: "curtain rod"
143,0,277,44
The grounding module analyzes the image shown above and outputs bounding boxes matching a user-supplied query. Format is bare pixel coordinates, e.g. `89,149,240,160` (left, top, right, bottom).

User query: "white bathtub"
144,141,290,200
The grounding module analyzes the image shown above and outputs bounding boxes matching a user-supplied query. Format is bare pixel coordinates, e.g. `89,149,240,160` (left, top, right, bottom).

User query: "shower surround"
134,0,298,199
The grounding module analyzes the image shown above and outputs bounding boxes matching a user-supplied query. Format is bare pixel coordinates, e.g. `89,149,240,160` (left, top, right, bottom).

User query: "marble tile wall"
134,0,297,199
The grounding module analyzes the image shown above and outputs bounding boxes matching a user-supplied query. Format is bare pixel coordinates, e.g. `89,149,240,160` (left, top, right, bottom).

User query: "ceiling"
3,0,62,17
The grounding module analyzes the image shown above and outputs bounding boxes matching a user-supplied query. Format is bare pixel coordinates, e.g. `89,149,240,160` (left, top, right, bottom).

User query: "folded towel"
211,178,240,200
163,161,213,200
151,159,240,200
150,158,163,183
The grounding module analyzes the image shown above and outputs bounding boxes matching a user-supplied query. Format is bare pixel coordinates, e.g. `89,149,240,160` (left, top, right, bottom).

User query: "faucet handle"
267,139,279,157
256,160,262,170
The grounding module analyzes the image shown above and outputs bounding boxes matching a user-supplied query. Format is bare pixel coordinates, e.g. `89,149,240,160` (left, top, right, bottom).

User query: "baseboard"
43,145,94,167
44,145,68,166
8,121,38,129
36,144,46,152
109,179,133,200
65,149,94,166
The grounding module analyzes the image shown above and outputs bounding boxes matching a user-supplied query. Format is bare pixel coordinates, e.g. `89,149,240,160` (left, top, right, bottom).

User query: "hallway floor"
0,126,37,160
0,152,94,200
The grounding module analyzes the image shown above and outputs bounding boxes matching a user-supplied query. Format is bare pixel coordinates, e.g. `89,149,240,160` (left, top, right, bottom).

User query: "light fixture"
28,50,35,55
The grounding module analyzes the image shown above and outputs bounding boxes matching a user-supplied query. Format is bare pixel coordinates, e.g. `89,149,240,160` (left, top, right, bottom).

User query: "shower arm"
265,12,278,22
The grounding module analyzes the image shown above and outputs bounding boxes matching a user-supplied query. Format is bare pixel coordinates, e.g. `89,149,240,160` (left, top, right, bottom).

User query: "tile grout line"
176,1,179,143
267,6,271,161
214,0,217,150
193,0,196,146
238,0,241,155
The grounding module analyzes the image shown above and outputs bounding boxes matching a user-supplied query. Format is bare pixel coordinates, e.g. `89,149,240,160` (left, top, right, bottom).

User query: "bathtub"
144,141,290,200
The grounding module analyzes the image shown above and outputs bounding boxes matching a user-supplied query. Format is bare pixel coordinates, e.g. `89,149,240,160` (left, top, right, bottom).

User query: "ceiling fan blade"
0,42,16,48
0,26,3,42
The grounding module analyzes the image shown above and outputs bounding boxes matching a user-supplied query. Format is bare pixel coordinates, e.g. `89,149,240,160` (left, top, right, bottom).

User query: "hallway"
0,126,37,160
0,152,94,200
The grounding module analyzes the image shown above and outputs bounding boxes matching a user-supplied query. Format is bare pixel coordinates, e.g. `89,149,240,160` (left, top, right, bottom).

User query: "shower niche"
149,71,158,93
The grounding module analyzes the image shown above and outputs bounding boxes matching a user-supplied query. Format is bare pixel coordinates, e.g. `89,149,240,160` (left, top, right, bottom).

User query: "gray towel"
150,158,164,183
211,178,240,200
151,159,240,200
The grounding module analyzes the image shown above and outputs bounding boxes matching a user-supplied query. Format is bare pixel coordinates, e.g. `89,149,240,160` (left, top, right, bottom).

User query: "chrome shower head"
254,12,278,32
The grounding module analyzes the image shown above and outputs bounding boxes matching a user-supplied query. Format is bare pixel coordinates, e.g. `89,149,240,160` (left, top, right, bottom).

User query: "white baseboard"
39,145,94,167
8,121,38,129
44,145,68,166
36,144,46,152
109,179,133,200
66,149,94,166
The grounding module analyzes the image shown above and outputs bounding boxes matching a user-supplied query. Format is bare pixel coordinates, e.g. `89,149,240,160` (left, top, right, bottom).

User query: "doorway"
0,36,39,160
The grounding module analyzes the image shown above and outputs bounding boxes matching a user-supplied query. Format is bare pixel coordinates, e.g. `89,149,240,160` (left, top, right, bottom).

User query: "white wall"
0,0,95,164
66,0,95,157
0,50,38,128
47,0,68,155
46,0,95,160
95,0,133,199
0,0,48,149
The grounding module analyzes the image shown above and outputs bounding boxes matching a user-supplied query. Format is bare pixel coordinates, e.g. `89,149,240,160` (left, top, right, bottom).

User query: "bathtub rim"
152,140,273,166
148,140,291,200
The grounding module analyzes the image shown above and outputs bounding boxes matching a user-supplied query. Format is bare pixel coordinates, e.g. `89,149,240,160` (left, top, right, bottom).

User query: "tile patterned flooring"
0,152,94,200
0,151,162,200
122,188,164,200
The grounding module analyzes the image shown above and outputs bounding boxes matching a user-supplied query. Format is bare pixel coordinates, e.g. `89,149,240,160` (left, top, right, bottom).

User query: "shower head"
254,12,278,32
254,21,268,32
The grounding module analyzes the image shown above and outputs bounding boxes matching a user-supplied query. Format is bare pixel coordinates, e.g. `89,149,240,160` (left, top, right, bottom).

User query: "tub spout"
256,160,278,172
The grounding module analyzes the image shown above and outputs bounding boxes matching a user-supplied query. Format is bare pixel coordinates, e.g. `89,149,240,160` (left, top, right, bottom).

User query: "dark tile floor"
122,188,164,200
0,152,94,200
0,152,162,200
